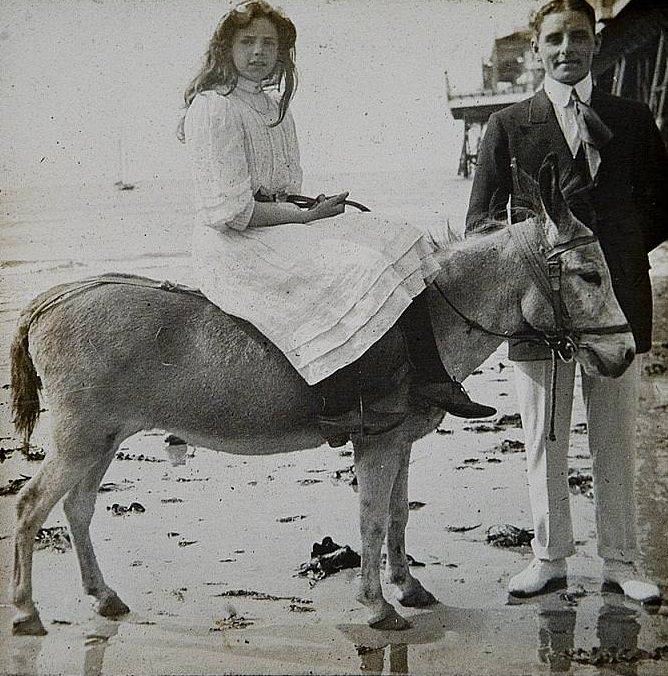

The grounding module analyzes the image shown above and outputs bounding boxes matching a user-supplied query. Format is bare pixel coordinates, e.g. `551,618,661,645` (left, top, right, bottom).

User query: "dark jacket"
466,87,668,358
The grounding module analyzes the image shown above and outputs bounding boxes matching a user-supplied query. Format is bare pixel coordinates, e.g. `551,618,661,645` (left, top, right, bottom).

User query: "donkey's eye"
579,271,602,286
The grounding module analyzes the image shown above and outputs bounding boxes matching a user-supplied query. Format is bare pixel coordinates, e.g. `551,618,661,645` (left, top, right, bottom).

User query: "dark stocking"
398,290,453,384
313,363,361,416
314,290,454,417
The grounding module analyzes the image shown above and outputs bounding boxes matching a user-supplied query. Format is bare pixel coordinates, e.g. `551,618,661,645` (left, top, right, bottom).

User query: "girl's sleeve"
185,93,254,231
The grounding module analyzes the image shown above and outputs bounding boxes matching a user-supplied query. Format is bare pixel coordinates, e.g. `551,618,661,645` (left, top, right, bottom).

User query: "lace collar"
235,76,264,95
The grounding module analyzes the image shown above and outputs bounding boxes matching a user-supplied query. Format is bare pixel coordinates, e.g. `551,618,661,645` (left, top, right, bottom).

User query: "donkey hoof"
368,608,412,631
397,587,438,608
13,613,47,636
96,594,130,618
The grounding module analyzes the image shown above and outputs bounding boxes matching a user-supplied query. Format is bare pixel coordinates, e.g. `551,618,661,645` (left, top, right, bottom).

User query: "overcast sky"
1,0,539,188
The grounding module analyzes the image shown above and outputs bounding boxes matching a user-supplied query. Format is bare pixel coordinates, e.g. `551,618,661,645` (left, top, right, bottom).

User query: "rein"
255,191,371,213
286,194,371,212
434,223,630,440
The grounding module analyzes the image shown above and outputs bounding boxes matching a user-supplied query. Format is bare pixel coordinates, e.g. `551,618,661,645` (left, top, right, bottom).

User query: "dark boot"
419,380,496,419
399,291,496,419
314,366,406,447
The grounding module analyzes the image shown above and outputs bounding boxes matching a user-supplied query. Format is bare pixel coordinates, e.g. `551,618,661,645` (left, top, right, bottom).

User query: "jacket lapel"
521,90,574,168
527,88,553,124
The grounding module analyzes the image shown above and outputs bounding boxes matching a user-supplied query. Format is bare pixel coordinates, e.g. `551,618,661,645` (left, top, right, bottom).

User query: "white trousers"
514,357,641,562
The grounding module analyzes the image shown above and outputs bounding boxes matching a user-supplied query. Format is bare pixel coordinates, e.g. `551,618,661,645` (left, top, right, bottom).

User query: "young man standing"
466,0,667,602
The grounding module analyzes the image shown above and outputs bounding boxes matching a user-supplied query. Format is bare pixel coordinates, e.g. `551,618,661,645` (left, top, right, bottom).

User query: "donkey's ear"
512,157,538,200
511,157,542,217
538,153,575,235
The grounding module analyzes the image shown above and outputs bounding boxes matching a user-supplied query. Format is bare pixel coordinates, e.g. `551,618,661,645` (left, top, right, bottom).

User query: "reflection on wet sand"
82,622,121,676
357,643,408,674
7,633,41,676
532,593,646,675
595,602,641,676
538,606,576,672
337,603,451,675
339,593,656,675
6,617,120,676
3,588,665,675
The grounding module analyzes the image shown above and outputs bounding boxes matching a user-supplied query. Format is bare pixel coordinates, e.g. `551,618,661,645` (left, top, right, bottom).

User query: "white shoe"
508,558,567,598
602,560,662,605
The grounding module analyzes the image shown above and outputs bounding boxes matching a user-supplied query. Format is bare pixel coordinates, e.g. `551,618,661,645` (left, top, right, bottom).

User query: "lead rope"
546,335,578,441
549,352,559,441
547,258,564,442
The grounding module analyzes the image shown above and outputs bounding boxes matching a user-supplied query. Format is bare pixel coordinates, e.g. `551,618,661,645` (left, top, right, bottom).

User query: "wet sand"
1,175,667,675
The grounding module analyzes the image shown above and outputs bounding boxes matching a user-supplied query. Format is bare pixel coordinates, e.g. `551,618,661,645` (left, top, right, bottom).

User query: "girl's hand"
303,192,349,223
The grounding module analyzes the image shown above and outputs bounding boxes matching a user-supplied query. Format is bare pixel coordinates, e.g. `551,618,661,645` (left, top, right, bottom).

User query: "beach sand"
1,173,667,675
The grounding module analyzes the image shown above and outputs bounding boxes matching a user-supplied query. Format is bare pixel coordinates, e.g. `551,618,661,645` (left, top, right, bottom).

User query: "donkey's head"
516,154,635,377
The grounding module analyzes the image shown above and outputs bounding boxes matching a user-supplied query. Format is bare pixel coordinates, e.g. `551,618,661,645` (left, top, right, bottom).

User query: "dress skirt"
192,212,441,385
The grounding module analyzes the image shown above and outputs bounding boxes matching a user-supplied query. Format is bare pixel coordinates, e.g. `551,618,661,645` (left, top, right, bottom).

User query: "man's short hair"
530,0,596,36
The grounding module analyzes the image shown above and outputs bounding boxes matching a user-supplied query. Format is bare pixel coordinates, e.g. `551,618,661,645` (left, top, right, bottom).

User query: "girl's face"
231,16,279,83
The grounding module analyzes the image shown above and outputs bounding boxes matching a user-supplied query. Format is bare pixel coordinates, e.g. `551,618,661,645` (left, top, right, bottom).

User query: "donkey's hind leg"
63,444,130,619
385,443,437,608
12,453,85,635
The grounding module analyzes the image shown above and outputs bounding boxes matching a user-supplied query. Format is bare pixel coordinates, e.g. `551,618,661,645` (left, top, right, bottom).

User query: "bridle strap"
508,225,554,304
576,323,630,335
545,235,599,337
546,235,598,260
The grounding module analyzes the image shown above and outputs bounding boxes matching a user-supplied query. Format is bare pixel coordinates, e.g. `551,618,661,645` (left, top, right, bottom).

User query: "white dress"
185,86,440,385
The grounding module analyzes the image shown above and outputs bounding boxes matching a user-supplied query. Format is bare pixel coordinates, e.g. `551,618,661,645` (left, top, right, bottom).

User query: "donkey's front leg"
353,435,411,630
386,442,438,608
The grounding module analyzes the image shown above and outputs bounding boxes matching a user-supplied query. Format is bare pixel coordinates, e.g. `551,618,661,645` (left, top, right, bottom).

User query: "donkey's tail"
10,309,42,449
8,276,102,447
9,273,201,447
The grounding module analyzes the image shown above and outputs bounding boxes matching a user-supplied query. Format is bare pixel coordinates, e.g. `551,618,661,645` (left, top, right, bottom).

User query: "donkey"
10,156,634,635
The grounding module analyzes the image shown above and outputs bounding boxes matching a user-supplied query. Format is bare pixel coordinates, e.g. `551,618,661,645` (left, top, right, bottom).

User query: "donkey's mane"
466,210,542,238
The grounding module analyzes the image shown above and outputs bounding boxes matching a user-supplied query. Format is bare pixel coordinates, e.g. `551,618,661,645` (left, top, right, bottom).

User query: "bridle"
434,221,631,440
508,223,630,354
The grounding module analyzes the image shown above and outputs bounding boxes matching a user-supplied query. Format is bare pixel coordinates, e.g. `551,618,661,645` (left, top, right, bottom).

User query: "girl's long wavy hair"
178,0,297,142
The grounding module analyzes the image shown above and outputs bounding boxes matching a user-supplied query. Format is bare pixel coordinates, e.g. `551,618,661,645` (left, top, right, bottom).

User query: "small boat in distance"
115,136,135,191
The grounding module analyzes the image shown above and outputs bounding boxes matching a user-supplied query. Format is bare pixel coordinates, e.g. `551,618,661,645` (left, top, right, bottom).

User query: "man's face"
532,9,600,85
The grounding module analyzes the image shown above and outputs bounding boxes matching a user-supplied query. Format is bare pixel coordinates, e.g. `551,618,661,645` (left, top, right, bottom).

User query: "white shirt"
184,87,302,231
543,72,600,178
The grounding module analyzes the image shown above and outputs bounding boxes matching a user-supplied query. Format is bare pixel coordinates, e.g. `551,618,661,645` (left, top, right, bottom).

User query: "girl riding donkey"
178,0,495,446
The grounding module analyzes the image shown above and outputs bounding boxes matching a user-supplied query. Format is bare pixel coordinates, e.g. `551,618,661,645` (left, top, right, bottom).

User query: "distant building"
446,28,539,177
482,29,541,93
447,0,668,177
